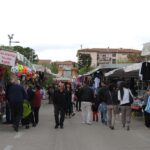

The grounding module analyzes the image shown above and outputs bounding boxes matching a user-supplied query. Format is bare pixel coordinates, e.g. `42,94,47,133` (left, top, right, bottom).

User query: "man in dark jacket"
98,81,108,125
105,83,119,129
53,82,67,129
7,79,26,132
81,82,94,125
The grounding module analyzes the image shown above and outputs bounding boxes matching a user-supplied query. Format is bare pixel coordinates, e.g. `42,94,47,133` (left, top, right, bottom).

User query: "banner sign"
0,50,17,66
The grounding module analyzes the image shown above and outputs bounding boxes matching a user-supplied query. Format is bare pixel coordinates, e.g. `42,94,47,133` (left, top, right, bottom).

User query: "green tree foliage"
78,66,95,75
43,75,54,87
127,53,144,63
13,46,39,63
78,53,91,69
49,62,58,74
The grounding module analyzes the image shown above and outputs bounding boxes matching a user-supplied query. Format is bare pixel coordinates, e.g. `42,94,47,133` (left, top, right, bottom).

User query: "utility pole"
8,34,19,46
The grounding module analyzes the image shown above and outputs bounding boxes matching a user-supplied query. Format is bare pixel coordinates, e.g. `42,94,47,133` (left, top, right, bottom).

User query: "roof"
104,63,142,78
54,61,75,65
38,59,51,65
77,48,141,55
83,63,133,76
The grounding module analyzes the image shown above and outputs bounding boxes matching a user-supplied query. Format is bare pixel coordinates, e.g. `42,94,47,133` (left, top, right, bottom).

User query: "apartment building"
77,48,141,67
54,61,77,78
38,59,52,65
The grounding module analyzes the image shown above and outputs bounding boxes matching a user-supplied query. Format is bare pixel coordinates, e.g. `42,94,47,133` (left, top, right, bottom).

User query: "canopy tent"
104,63,141,78
124,63,141,72
32,64,58,77
83,64,132,76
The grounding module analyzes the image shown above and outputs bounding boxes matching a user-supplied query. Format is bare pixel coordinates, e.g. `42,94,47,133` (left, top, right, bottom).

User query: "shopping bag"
145,96,150,113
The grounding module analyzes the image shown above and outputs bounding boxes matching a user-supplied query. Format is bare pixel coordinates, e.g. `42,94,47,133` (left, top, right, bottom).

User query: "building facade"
54,61,77,78
77,48,141,67
38,59,52,65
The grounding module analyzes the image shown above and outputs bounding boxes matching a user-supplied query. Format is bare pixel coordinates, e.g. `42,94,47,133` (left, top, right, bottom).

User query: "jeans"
81,102,92,124
99,102,107,124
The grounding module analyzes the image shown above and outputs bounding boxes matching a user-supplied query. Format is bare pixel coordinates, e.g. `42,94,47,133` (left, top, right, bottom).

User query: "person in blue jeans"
98,81,108,125
99,102,107,124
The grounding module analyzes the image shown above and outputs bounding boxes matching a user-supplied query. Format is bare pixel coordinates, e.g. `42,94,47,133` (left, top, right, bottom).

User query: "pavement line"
14,132,23,139
3,145,13,150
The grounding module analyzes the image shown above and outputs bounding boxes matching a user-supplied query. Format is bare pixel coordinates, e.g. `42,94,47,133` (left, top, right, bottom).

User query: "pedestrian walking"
98,81,108,125
91,96,99,122
7,78,27,132
53,82,67,129
75,84,82,111
80,82,94,125
106,83,119,130
118,82,134,131
47,86,54,104
32,85,42,126
65,83,72,118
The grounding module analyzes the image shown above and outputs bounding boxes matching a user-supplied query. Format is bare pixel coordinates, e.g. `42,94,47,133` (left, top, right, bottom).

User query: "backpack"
23,100,32,118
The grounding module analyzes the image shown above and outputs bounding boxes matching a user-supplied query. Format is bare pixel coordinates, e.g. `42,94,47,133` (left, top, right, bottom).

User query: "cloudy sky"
0,0,150,62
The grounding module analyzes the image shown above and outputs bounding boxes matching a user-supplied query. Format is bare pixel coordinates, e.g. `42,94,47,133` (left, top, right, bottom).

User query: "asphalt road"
0,100,150,150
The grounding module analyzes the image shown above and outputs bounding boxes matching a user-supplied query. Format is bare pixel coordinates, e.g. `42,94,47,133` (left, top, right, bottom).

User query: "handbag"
145,97,150,113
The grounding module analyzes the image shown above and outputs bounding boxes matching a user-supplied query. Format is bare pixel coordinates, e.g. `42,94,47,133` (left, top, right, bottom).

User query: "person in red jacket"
32,85,42,126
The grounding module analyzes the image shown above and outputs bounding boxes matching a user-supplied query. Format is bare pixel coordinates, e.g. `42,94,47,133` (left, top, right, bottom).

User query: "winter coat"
32,90,42,108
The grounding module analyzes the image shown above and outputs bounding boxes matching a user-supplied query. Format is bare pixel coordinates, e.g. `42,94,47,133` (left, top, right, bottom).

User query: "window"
64,70,71,78
112,59,116,64
102,55,106,60
112,53,116,57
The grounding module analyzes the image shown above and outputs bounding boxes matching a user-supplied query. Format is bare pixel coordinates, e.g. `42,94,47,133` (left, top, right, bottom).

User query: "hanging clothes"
94,77,100,89
140,62,150,81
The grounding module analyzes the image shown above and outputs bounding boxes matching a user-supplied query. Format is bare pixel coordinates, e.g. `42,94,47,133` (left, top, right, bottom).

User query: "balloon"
18,64,23,72
16,72,22,77
11,66,19,73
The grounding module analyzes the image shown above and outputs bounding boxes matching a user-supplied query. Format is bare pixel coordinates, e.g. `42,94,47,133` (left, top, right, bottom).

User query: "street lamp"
8,34,20,46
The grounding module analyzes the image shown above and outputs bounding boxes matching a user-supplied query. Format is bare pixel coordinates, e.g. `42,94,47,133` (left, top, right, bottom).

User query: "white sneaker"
86,122,92,125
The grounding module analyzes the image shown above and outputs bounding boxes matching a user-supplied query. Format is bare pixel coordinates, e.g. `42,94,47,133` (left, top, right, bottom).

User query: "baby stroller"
21,100,33,129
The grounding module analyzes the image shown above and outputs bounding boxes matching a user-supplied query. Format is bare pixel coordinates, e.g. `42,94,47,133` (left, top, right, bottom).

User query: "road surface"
0,100,150,150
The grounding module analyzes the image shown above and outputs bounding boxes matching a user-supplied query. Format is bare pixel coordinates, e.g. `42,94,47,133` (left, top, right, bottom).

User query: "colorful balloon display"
11,64,33,77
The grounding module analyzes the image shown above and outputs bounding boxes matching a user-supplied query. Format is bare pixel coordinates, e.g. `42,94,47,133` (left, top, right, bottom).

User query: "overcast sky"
0,0,150,62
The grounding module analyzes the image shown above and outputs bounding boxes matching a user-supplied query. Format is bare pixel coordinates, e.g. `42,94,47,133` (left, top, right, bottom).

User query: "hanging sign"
0,50,17,66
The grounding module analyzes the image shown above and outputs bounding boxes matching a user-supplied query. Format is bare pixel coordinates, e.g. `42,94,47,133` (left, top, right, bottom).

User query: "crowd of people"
0,77,43,132
0,78,150,132
49,80,150,130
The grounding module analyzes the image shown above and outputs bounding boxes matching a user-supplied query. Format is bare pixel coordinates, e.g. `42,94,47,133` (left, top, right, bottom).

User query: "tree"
78,66,95,75
13,46,39,63
49,62,58,74
127,53,144,63
43,75,54,87
78,53,91,69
